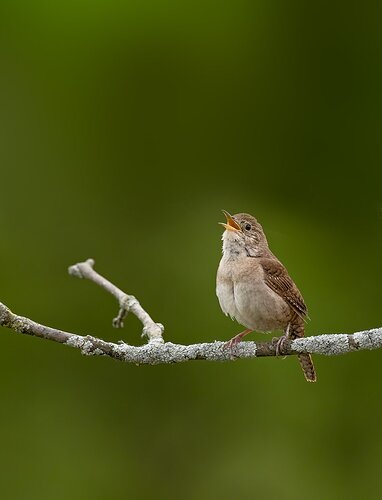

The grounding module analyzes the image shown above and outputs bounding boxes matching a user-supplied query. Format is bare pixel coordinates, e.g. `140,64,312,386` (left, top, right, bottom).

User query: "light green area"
0,1,381,499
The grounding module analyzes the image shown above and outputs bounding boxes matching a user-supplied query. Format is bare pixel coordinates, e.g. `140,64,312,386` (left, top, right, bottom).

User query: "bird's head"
219,210,269,257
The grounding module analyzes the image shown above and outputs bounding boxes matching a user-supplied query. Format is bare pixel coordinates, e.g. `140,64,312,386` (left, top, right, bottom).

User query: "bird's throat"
222,231,246,258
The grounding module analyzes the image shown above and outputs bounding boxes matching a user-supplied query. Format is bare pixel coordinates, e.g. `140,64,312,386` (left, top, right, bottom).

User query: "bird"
216,210,316,382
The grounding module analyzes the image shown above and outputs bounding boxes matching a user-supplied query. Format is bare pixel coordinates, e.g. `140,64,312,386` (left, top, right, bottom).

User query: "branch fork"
68,258,164,344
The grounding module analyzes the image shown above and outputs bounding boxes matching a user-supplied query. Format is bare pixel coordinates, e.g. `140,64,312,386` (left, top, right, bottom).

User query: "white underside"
217,230,289,332
216,274,289,332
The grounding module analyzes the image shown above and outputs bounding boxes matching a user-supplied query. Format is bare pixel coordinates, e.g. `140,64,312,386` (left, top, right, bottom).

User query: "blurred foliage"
0,1,381,499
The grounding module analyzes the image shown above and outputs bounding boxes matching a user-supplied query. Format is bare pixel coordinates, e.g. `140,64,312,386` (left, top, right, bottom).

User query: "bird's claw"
223,329,252,354
275,335,288,356
223,336,243,359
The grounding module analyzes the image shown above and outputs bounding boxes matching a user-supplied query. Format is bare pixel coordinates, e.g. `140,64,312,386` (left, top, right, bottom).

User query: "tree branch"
0,258,381,365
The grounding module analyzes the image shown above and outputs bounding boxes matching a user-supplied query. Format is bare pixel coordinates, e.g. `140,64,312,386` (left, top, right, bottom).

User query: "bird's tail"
297,353,316,382
290,316,317,383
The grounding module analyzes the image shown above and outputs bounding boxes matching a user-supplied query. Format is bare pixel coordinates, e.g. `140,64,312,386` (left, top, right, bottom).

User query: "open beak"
219,210,241,232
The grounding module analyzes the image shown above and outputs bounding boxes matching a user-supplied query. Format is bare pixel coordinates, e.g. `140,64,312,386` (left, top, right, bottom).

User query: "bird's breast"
216,257,237,321
216,255,290,332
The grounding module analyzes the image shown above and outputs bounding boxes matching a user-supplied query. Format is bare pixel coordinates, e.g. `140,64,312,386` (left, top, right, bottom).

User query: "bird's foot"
224,335,242,352
224,329,253,354
274,335,289,356
273,323,292,357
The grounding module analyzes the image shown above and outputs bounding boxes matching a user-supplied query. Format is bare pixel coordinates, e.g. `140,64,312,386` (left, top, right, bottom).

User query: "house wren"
216,210,316,382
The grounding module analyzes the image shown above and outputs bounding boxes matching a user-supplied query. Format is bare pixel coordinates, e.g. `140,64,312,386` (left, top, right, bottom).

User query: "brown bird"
216,210,316,382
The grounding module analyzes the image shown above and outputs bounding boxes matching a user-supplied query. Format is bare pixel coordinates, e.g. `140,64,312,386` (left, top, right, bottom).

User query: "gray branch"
0,258,381,365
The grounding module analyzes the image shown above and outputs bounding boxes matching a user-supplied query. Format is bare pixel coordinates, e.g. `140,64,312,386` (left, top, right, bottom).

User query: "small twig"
68,258,164,344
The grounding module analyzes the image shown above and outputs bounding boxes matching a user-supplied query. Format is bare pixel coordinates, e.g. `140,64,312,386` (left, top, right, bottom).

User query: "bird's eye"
245,223,252,231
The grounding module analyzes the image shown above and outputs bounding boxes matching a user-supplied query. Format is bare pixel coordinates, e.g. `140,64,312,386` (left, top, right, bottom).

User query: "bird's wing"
259,258,308,320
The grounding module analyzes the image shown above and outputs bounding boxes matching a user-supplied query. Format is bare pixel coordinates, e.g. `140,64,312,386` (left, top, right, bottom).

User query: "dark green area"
0,1,381,499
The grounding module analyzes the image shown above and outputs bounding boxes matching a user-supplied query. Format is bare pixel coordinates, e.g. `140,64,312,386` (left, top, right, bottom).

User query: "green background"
0,1,381,499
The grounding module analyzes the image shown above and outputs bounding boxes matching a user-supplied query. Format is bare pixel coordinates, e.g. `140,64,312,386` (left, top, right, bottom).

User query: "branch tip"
68,264,83,279
113,314,126,329
0,302,12,325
